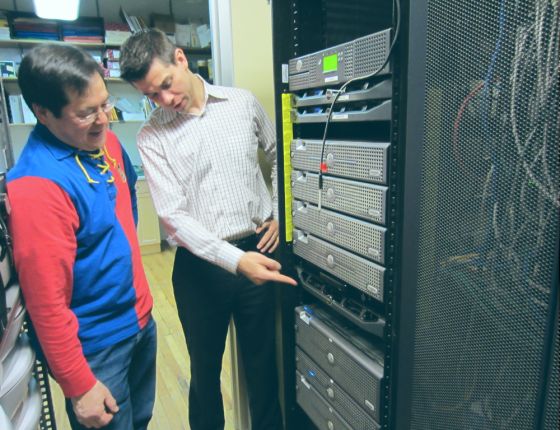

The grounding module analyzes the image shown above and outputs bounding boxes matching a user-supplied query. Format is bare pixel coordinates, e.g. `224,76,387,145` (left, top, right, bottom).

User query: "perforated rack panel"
290,139,390,184
544,329,559,430
297,347,381,426
293,229,385,301
289,29,391,90
295,305,384,421
406,0,559,428
292,201,387,264
291,171,387,225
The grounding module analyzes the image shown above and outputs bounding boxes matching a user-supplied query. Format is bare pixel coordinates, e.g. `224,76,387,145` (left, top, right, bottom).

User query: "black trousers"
172,240,283,430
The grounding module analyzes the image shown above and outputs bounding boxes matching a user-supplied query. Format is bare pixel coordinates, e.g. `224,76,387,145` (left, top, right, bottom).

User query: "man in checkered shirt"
120,29,296,430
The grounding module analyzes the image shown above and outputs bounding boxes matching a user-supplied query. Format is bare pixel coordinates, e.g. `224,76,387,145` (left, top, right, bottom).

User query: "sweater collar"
33,122,99,160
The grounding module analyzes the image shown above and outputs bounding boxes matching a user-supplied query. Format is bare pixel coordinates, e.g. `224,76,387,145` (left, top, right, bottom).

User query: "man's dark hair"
18,44,104,119
120,29,178,83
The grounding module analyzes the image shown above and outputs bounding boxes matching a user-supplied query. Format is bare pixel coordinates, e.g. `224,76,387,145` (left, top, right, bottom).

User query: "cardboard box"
106,61,120,71
175,24,191,47
105,30,131,44
150,13,175,34
104,49,120,60
105,22,130,32
103,69,120,78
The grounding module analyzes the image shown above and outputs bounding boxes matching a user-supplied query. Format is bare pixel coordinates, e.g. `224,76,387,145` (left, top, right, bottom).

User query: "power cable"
316,0,401,208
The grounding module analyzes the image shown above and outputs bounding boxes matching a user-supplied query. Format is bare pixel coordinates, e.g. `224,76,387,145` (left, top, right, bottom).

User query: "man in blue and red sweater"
6,44,155,430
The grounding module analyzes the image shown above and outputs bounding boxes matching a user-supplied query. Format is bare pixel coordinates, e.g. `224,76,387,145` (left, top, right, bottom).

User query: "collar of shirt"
158,74,229,124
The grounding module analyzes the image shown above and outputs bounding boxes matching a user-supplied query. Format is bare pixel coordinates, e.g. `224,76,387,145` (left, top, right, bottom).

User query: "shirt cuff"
58,364,97,398
215,241,246,274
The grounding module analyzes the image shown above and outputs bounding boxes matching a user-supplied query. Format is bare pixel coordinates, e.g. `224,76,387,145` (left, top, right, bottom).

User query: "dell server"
293,230,385,302
292,201,387,264
288,29,392,91
291,171,388,225
297,347,381,429
290,139,390,184
295,304,384,423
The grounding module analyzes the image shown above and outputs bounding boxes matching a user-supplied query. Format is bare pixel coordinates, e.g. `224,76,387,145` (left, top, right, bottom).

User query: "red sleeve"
7,177,97,398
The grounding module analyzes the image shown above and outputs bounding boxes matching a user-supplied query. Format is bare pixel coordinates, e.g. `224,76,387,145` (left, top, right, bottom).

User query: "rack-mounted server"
296,304,384,426
288,29,391,91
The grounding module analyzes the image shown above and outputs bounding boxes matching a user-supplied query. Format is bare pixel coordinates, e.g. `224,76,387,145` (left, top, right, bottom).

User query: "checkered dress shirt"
137,77,278,274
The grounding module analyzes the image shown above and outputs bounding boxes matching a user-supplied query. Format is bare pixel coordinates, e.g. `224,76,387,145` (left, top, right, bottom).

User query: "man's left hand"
256,220,280,254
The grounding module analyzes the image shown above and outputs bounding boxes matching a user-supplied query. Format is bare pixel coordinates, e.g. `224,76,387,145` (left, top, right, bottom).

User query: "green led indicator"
323,54,338,73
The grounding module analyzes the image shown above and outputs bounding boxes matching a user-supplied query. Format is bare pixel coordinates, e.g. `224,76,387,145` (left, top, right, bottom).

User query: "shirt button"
229,222,233,226
222,195,226,200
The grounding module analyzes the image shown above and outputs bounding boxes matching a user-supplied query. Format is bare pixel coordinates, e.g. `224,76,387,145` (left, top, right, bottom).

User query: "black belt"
229,233,259,251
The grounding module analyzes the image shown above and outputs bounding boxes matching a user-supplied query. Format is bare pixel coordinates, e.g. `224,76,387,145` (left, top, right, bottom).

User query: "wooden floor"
48,243,236,430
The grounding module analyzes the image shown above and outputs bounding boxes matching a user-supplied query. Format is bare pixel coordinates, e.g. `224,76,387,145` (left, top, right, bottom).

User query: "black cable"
317,0,402,207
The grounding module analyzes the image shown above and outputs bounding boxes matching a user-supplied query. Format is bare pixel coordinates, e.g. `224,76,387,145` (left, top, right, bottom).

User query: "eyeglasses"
66,97,119,125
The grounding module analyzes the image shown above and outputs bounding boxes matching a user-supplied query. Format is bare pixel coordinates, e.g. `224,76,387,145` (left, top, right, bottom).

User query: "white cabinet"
135,179,161,255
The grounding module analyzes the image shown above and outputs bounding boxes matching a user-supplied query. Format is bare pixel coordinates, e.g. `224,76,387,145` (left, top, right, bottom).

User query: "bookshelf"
1,44,212,168
0,38,211,55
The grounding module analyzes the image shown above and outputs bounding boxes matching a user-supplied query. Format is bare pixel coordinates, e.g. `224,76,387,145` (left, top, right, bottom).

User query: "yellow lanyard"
74,146,116,184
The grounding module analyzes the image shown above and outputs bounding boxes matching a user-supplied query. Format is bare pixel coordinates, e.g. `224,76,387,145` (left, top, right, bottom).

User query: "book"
190,19,203,47
119,7,137,33
8,95,23,124
137,16,148,30
21,99,37,124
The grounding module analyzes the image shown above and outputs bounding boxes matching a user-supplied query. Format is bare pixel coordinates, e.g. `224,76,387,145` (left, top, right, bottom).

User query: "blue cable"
479,0,506,256
479,1,545,324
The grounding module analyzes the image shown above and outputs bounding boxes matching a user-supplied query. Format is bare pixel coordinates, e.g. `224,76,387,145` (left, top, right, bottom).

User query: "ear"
32,103,51,126
175,48,189,70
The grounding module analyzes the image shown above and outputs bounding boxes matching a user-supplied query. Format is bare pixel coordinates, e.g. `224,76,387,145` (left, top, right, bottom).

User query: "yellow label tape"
281,93,293,242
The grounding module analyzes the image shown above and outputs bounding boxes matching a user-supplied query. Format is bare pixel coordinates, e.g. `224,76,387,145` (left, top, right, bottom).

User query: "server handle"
296,266,385,339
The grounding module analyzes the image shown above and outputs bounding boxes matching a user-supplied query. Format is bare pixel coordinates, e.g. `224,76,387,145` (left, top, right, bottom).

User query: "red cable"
453,79,500,182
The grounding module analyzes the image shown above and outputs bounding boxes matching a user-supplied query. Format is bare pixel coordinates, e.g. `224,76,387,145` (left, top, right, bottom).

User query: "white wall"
229,0,275,122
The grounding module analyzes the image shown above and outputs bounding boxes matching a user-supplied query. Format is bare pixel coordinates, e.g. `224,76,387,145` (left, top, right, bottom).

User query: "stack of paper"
62,22,103,43
11,17,58,41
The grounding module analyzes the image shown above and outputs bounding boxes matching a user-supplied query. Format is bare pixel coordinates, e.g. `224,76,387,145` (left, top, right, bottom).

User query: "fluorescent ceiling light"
33,0,81,21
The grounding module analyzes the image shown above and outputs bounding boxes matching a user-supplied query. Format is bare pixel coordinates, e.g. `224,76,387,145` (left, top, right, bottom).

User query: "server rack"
272,1,402,429
271,1,559,430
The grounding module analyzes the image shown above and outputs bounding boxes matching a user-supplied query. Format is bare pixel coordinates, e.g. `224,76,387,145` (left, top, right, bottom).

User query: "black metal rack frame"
271,1,405,428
